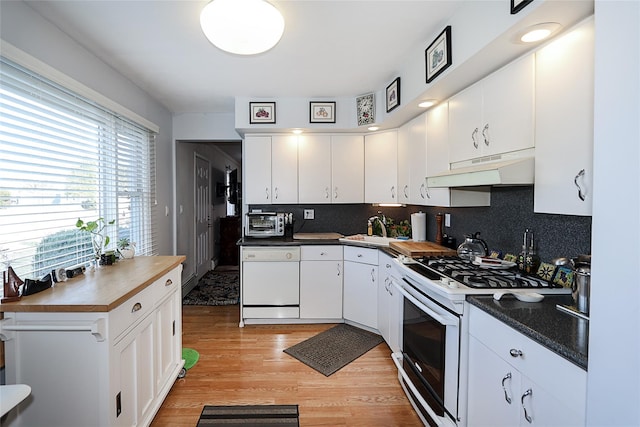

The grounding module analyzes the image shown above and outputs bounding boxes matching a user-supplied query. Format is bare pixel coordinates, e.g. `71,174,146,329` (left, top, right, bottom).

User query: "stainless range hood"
427,156,534,188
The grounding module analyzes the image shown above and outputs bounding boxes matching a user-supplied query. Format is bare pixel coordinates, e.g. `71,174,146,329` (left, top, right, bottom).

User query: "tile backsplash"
248,186,592,263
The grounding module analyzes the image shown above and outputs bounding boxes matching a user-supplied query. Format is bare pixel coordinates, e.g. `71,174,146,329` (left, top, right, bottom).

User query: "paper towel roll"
411,212,426,242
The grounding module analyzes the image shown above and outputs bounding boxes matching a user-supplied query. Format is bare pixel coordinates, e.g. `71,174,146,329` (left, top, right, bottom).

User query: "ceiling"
24,0,463,115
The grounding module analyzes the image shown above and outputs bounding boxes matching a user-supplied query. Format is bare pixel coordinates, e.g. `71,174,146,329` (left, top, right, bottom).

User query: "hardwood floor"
150,305,423,427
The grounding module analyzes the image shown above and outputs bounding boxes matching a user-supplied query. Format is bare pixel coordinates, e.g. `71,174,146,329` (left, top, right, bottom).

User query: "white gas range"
390,254,570,427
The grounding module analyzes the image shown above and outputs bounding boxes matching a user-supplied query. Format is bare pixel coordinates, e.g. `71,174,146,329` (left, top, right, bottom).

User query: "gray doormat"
284,323,384,376
197,404,299,427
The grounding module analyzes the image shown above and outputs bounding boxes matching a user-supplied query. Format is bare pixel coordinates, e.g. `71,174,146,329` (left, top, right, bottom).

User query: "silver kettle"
573,258,591,315
457,232,489,261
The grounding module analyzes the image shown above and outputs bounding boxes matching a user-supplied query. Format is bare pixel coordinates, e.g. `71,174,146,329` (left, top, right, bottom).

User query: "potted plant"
76,217,115,266
117,237,136,259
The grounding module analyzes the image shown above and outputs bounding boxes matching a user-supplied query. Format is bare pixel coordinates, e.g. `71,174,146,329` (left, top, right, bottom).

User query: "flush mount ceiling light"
515,22,561,44
200,0,285,55
368,126,380,131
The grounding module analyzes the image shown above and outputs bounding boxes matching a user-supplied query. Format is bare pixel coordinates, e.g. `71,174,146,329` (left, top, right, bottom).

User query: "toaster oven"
245,212,285,237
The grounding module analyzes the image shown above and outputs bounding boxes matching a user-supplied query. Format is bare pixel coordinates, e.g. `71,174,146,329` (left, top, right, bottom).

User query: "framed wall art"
386,77,401,113
511,0,533,14
356,93,375,126
309,101,336,123
249,102,276,124
425,26,452,84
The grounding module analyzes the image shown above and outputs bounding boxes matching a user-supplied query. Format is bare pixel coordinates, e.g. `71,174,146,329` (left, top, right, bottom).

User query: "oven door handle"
392,279,457,326
391,352,446,427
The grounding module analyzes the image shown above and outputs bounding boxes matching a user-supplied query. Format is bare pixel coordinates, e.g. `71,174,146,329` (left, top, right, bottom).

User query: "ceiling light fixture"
368,126,380,131
516,22,561,44
200,0,285,55
292,129,303,135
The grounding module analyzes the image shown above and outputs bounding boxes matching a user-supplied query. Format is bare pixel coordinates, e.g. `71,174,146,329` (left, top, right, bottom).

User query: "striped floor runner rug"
196,405,299,427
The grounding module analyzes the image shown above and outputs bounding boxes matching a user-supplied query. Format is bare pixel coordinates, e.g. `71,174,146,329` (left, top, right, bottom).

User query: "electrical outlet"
304,209,315,220
445,213,451,227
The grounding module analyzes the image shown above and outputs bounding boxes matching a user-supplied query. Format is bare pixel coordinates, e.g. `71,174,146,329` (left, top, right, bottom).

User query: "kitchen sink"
339,234,408,247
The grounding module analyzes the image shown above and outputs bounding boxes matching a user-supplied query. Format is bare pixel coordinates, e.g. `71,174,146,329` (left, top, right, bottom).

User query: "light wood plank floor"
150,305,423,427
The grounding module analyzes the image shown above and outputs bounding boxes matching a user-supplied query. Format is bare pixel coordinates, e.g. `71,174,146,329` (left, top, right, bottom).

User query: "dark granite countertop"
467,295,589,370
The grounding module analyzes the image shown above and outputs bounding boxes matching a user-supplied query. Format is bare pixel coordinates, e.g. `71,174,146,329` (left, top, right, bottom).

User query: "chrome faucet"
367,211,387,237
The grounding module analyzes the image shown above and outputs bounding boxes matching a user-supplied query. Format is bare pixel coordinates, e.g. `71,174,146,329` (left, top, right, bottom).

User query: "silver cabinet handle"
501,372,512,404
419,182,426,199
325,187,329,199
509,348,523,358
386,263,391,268
482,123,490,146
472,127,479,149
265,187,270,200
574,169,586,201
403,185,409,199
371,268,376,282
357,254,363,258
131,302,142,313
391,186,396,199
336,263,341,277
320,252,327,256
165,279,173,287
274,187,279,200
334,186,339,199
521,389,533,423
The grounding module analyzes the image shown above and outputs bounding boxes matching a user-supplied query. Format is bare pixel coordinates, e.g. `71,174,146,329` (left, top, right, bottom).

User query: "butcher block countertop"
0,256,185,313
389,240,458,257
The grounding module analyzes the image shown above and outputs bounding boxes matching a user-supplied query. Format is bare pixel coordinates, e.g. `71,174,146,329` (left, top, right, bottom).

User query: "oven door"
391,279,460,427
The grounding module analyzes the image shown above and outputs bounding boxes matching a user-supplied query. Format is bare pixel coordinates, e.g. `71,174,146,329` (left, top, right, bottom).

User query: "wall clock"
356,93,375,126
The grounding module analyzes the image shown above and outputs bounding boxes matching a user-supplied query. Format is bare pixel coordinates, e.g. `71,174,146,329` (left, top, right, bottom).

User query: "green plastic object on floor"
182,348,200,370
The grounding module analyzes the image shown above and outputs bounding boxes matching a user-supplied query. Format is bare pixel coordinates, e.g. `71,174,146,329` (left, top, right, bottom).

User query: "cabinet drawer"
301,245,343,261
468,305,587,411
110,282,156,341
344,245,378,265
153,266,181,303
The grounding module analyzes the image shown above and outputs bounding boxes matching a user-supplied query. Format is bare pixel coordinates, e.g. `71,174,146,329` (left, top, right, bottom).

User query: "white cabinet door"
467,336,521,427
364,130,398,204
113,314,155,427
482,54,535,157
449,55,534,164
397,121,412,204
244,136,272,204
518,376,585,427
155,292,180,393
298,134,332,203
332,135,364,203
377,252,402,353
271,135,298,204
425,102,454,206
534,19,594,216
398,114,428,205
343,261,378,330
300,260,343,319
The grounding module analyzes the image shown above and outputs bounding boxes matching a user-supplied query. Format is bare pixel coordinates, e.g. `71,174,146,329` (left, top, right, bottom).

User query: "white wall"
0,1,175,255
587,1,640,425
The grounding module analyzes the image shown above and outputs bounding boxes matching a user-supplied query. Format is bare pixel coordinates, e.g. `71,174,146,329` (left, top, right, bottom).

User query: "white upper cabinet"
244,135,298,205
298,134,332,203
398,114,428,205
297,134,364,204
244,136,272,204
425,102,454,206
365,130,398,204
534,19,594,216
449,54,535,164
331,135,364,203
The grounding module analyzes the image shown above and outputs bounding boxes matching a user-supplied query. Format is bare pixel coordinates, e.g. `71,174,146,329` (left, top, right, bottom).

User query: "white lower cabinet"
377,251,402,353
1,265,183,427
467,305,586,427
343,246,378,330
299,245,343,319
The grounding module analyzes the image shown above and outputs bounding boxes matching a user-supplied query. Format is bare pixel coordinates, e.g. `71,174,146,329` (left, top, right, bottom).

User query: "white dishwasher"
240,246,300,326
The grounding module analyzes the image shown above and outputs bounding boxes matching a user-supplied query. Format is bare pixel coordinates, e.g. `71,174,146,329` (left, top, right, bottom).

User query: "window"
0,57,157,284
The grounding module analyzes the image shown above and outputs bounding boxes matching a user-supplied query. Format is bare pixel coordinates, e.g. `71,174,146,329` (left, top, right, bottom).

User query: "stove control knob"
448,280,459,289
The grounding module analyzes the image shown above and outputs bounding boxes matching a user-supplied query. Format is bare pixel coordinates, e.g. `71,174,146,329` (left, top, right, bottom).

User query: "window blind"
0,57,157,283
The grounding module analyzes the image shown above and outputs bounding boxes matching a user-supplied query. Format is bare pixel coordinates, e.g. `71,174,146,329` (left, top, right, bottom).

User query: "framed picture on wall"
249,102,276,124
511,0,533,14
309,101,336,123
386,77,401,112
356,93,375,126
425,26,452,84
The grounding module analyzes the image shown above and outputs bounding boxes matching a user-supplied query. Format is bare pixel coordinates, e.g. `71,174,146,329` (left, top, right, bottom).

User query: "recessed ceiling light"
515,22,561,44
292,129,303,135
200,0,285,55
368,126,379,131
418,100,437,108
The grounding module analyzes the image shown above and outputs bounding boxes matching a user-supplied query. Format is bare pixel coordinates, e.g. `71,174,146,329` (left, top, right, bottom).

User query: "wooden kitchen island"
0,256,185,427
